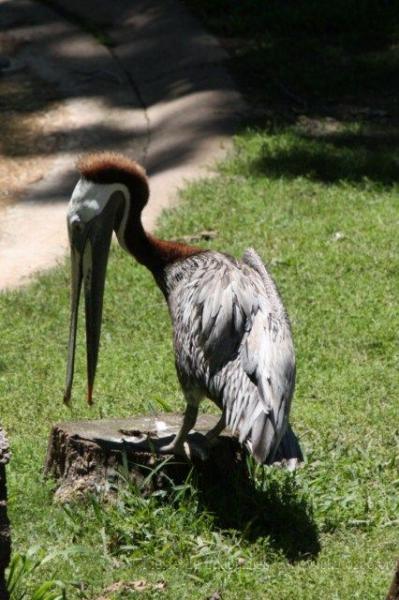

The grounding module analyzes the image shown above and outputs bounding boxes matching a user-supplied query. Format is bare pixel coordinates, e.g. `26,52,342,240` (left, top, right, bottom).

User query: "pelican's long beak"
64,199,120,406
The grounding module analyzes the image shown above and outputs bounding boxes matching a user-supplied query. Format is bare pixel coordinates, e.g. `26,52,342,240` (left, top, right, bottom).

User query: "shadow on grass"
186,0,399,187
198,471,320,562
117,438,320,562
187,0,399,115
249,125,399,186
189,443,320,563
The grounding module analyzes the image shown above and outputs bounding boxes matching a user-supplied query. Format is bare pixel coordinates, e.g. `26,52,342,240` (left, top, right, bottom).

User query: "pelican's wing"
238,248,296,462
188,255,262,372
169,250,298,464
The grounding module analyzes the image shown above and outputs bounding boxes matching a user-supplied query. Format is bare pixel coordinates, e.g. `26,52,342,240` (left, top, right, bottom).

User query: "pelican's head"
64,152,149,406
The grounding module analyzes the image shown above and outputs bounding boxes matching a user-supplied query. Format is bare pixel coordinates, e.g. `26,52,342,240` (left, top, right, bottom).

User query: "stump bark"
44,414,247,502
0,426,11,600
387,561,399,600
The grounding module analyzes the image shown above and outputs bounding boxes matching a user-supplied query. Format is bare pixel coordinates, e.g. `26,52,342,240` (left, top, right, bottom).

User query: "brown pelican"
64,152,302,467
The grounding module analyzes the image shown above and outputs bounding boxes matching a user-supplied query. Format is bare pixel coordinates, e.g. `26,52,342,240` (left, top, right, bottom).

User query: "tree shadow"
187,0,399,186
2,0,398,200
196,0,399,115
250,123,399,185
0,0,239,201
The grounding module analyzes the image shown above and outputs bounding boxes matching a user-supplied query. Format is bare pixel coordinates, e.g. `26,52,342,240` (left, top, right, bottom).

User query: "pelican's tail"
222,375,289,465
267,423,303,470
244,421,303,469
244,411,277,464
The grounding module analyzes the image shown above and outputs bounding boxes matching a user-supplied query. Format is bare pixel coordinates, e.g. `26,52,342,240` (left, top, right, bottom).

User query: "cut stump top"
52,413,229,451
44,413,242,502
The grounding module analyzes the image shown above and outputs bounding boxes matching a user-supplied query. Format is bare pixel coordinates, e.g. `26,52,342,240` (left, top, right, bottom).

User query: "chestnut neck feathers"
77,152,203,274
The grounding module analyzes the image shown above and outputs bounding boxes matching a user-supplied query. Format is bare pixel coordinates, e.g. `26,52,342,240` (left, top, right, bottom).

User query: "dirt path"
0,0,244,290
0,33,69,209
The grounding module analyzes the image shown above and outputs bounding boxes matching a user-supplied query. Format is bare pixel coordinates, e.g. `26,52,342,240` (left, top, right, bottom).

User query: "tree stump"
44,414,248,502
0,426,11,600
387,561,399,600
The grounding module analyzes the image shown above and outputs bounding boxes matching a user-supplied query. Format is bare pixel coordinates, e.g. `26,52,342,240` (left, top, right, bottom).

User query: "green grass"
2,0,399,597
2,134,398,597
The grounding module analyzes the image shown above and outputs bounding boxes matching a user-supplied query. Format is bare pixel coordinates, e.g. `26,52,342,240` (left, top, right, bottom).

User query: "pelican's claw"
160,438,209,461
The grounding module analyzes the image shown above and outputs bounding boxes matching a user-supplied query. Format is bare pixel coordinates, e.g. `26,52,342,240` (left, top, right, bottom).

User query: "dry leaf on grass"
96,579,167,598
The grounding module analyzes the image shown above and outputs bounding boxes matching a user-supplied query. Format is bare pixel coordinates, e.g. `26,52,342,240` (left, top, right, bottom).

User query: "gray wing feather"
198,264,256,371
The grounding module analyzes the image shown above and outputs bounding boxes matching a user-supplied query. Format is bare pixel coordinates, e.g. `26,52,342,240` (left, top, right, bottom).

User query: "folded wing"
170,250,297,464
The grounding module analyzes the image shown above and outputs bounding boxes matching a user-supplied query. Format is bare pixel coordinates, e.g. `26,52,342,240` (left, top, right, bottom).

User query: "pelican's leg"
161,390,202,458
205,412,225,446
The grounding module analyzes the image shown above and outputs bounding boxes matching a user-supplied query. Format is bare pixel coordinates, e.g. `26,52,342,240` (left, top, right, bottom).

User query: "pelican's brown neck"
124,217,204,274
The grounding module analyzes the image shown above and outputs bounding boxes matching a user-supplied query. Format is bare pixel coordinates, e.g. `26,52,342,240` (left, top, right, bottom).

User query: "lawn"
1,1,399,598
